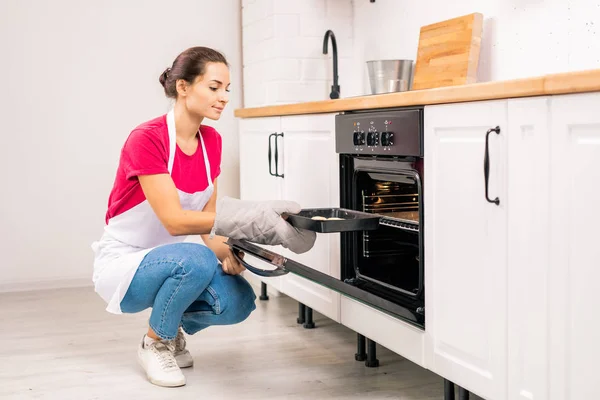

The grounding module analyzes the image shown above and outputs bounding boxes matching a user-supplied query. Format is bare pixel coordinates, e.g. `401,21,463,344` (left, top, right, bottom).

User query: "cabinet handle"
275,133,284,178
268,133,277,177
484,126,500,205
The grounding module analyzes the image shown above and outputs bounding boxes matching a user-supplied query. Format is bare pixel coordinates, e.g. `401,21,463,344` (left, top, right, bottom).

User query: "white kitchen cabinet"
424,93,600,400
238,114,341,322
238,117,285,294
277,114,340,323
506,97,551,400
424,100,508,400
239,117,282,202
548,92,600,400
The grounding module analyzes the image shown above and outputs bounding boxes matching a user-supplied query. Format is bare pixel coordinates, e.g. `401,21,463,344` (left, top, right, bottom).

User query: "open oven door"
226,237,423,326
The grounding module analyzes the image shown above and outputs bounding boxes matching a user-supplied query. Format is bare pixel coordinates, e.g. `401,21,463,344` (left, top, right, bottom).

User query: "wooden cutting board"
412,12,484,90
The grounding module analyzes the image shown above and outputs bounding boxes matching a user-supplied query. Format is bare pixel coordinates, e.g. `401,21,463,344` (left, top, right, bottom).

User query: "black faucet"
322,30,340,99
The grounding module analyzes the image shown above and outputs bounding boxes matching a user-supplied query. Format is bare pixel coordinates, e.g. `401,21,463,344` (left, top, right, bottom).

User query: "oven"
227,107,425,329
338,108,424,327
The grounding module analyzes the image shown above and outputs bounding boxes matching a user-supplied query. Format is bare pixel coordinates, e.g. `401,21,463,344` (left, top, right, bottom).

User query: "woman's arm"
139,172,315,257
139,174,244,275
138,174,216,236
200,180,246,275
199,179,231,260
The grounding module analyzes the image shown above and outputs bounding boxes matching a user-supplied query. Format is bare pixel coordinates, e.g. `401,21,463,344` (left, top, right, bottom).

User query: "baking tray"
286,208,381,233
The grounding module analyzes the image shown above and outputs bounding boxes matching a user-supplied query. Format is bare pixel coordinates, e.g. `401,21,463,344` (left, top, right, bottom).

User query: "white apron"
91,110,214,314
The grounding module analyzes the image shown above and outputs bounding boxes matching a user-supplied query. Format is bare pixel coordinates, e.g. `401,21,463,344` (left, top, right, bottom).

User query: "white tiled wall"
242,0,354,107
351,0,600,94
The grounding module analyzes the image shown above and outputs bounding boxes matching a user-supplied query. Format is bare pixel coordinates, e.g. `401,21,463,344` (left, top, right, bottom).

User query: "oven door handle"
229,245,289,277
228,238,290,277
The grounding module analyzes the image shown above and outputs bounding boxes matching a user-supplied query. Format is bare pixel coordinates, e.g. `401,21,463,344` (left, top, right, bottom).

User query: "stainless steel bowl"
367,60,414,94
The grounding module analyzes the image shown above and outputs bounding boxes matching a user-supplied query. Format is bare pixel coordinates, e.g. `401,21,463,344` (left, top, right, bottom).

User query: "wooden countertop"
234,69,600,118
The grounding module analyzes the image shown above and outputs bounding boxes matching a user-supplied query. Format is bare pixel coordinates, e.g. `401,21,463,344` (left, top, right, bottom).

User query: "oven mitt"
212,197,316,254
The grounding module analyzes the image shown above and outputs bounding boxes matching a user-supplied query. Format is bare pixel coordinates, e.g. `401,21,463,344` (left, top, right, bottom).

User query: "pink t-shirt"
105,115,222,224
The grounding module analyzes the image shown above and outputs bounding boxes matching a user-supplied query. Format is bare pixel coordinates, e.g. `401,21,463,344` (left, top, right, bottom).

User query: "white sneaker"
173,327,194,368
137,336,186,387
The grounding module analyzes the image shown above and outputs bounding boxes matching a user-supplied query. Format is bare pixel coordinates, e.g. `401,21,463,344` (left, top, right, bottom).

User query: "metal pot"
367,60,414,94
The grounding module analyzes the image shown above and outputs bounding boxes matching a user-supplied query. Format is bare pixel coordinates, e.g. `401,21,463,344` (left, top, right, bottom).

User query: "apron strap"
166,109,177,174
166,108,213,187
198,132,213,188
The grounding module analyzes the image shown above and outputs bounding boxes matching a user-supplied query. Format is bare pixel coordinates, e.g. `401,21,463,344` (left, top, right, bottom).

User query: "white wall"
242,0,354,106
351,0,600,96
0,0,242,291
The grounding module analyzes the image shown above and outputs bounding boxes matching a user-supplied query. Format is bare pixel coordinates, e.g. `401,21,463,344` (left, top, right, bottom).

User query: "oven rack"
362,194,419,221
363,193,419,198
363,234,408,242
378,210,420,221
362,236,419,258
362,194,418,205
363,204,419,213
378,216,419,233
363,249,413,257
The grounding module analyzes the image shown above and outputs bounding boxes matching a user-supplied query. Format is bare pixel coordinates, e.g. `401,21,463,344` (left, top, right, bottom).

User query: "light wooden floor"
0,286,481,400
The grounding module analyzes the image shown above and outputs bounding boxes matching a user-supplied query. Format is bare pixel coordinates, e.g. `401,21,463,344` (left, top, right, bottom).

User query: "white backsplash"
241,0,354,106
242,0,600,104
352,0,600,95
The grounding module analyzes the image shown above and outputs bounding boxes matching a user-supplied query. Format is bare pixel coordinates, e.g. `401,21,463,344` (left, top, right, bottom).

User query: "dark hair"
159,46,229,98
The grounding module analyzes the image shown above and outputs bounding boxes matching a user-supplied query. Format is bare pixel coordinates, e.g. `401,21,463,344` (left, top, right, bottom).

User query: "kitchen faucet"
322,30,340,99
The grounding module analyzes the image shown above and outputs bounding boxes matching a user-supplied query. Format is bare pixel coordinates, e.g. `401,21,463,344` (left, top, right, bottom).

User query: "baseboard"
0,277,93,293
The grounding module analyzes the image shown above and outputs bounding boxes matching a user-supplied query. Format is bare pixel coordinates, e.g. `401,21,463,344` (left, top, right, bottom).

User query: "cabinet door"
239,117,282,202
424,100,508,400
278,114,341,322
549,93,600,400
238,117,284,291
507,97,551,400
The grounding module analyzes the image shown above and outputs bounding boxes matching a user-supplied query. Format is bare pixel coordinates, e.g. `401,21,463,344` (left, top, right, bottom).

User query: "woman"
91,46,315,388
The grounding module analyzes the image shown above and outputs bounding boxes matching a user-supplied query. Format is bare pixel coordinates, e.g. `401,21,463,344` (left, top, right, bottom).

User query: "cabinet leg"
458,387,470,400
365,339,379,367
355,334,366,361
259,282,269,301
297,303,306,324
444,380,455,400
303,306,315,329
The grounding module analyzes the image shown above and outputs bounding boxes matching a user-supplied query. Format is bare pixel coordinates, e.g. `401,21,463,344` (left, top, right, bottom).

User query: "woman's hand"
221,249,246,275
213,197,316,254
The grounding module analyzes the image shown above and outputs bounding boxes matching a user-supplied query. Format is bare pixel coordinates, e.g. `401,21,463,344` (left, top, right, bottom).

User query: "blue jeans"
120,242,257,340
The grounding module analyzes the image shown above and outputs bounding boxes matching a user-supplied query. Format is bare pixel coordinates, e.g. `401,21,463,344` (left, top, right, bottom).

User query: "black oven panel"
336,107,426,327
335,109,422,157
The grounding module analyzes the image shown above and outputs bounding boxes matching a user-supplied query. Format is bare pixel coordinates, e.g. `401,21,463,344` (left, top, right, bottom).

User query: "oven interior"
341,156,424,322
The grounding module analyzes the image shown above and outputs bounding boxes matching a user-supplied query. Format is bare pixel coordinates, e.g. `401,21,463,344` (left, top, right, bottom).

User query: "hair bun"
159,67,171,88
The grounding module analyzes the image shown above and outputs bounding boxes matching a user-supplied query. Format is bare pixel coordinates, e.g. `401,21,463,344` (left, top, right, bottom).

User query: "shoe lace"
150,341,178,370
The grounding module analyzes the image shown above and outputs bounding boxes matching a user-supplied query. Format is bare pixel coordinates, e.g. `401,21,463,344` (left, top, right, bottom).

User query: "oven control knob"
367,131,379,146
353,131,365,146
381,131,394,146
